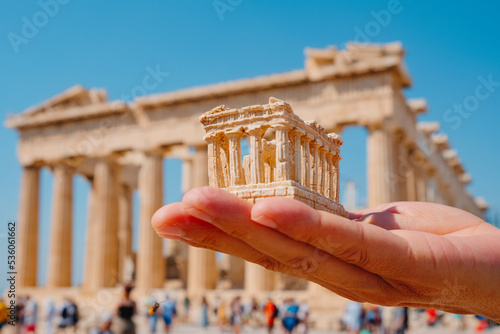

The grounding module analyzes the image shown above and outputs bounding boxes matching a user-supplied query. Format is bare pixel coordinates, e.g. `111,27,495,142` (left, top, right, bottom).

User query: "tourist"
389,307,408,334
44,297,56,334
217,298,227,331
200,296,209,328
152,187,500,322
89,314,113,334
263,298,278,333
342,301,363,334
0,299,7,333
363,304,382,333
23,296,38,333
182,296,190,323
58,297,79,333
249,297,261,327
297,300,310,334
212,296,220,319
16,296,25,329
230,296,243,334
113,284,136,334
144,294,158,334
161,295,176,333
425,309,437,326
281,298,299,334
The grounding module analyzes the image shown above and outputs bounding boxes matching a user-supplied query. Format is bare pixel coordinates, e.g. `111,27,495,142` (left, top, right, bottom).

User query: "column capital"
141,147,164,157
290,127,306,136
203,131,222,142
318,147,330,157
245,126,266,136
271,123,289,131
225,129,244,138
300,133,314,142
310,139,321,148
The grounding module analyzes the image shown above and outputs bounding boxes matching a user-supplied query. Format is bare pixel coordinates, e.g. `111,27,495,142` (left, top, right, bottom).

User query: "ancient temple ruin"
200,97,347,217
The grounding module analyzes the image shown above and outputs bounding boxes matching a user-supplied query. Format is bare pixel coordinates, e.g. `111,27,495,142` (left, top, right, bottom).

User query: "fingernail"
182,206,213,223
156,225,184,238
252,215,277,229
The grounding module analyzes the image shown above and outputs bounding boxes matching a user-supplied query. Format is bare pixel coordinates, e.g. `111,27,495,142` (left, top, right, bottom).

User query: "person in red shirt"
263,298,278,333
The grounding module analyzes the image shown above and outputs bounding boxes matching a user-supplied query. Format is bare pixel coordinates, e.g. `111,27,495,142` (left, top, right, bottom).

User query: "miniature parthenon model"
200,97,347,217
6,42,488,312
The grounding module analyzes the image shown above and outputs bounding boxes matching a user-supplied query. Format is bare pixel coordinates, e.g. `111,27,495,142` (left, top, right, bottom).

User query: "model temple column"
300,135,312,187
47,164,73,287
188,144,218,293
367,124,396,207
137,151,165,290
318,148,327,195
247,127,265,184
324,152,333,198
205,134,223,188
333,155,340,202
310,140,320,191
18,165,40,287
118,184,133,283
226,131,244,186
274,125,291,181
290,129,303,182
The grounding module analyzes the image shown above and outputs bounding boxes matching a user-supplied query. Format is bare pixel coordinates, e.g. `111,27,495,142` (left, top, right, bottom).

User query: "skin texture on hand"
152,187,500,321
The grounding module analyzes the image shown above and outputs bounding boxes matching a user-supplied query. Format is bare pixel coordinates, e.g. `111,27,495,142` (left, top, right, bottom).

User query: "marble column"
187,145,218,293
226,131,244,186
83,177,97,290
290,130,302,182
247,128,265,184
188,247,218,293
137,151,165,290
87,159,120,288
118,184,133,283
221,254,245,289
300,135,312,187
392,133,408,201
18,165,40,287
245,262,275,294
367,125,396,207
274,125,291,181
47,165,73,287
405,148,418,202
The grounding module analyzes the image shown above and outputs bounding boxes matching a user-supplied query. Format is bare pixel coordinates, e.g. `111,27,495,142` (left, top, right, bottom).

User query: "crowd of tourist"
8,295,79,333
6,290,499,333
340,302,499,334
144,294,309,334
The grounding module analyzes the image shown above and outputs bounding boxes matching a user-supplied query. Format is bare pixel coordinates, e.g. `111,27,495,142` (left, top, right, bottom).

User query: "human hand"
152,187,500,321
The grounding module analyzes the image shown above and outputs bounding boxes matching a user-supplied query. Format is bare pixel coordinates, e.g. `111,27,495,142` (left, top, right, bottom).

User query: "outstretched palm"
152,187,500,321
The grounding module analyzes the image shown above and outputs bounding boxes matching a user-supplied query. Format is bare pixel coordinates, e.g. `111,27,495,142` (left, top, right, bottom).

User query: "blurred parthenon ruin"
6,42,488,297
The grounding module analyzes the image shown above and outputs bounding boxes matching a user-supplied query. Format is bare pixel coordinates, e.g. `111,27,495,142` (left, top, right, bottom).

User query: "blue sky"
1,1,499,290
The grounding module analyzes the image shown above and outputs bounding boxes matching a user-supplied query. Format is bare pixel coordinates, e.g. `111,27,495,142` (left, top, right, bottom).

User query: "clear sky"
1,1,499,290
